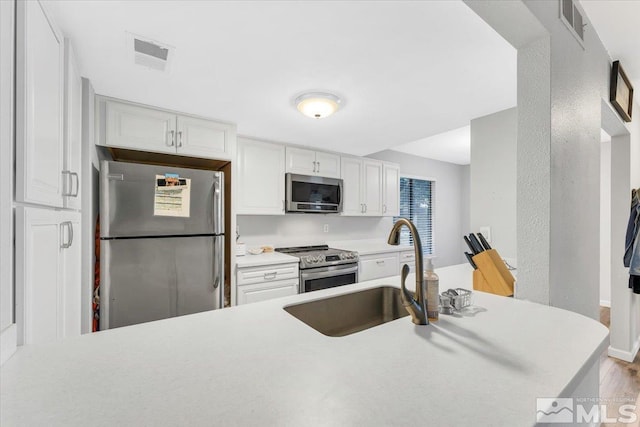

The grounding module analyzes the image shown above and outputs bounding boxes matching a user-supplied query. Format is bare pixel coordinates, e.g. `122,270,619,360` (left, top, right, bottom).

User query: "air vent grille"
127,32,173,72
559,0,586,47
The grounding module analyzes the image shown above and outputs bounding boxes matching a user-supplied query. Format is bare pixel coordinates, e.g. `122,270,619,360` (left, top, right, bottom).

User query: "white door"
362,160,383,216
16,207,62,344
237,279,299,305
105,100,177,154
314,152,341,179
285,147,316,175
383,163,400,216
16,0,64,208
59,212,81,338
63,40,82,210
340,157,364,216
236,138,286,215
176,115,233,160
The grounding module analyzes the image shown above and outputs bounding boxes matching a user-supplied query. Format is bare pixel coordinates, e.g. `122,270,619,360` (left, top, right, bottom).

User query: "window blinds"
394,177,433,255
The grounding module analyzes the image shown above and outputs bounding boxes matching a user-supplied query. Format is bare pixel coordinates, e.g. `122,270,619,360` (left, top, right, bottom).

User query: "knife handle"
464,235,476,254
478,233,492,250
469,234,484,254
465,252,477,269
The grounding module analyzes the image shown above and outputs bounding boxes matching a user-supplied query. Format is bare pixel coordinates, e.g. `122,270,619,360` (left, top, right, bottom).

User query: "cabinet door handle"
364,204,367,213
403,254,414,259
317,162,320,173
376,260,385,265
177,131,183,147
383,204,387,213
312,161,317,173
60,221,73,249
168,130,175,147
71,172,79,197
61,171,72,196
264,272,277,280
360,204,364,213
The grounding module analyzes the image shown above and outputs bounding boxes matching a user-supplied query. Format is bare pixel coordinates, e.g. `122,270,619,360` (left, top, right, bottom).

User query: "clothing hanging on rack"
624,188,640,294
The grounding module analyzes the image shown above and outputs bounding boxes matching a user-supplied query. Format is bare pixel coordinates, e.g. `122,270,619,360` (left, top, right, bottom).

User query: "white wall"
237,215,393,249
0,0,16,364
369,150,468,267
600,135,611,307
470,107,517,259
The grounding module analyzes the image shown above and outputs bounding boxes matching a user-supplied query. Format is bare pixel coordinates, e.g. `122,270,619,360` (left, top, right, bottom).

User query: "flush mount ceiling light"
295,92,342,119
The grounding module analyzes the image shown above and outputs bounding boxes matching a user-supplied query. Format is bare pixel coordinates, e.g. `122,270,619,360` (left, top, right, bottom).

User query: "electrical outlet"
479,226,491,243
323,224,329,233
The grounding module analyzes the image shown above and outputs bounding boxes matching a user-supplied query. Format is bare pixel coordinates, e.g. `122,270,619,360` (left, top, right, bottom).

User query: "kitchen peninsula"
0,264,609,426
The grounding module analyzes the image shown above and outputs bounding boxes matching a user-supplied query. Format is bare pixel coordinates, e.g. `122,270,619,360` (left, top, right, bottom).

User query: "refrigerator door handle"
213,236,225,309
213,173,224,235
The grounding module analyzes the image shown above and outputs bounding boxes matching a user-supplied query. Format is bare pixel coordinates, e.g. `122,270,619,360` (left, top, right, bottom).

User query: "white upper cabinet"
99,97,235,160
341,157,364,216
105,101,177,154
314,151,341,178
236,138,286,215
15,0,64,207
362,160,383,216
63,39,82,210
176,116,233,159
382,162,400,216
285,147,340,179
341,157,385,216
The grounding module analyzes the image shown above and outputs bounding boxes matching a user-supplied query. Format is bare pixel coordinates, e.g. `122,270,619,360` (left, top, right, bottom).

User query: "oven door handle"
300,265,358,280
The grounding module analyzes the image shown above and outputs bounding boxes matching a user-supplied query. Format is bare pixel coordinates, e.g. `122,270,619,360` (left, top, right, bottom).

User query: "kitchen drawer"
399,250,416,274
359,253,399,282
237,262,299,286
236,278,299,305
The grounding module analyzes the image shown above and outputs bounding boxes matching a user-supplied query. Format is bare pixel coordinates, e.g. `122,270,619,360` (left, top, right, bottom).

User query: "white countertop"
235,251,299,268
0,264,608,426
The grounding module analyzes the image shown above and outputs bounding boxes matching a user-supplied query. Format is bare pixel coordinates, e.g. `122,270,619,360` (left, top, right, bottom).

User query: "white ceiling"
580,0,640,94
45,0,516,157
392,125,471,165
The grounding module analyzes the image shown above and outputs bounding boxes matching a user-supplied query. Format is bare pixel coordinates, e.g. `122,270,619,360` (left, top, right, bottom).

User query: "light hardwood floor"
600,306,640,426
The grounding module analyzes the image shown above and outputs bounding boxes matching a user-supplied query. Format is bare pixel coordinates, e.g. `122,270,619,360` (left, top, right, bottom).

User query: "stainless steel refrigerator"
100,161,224,330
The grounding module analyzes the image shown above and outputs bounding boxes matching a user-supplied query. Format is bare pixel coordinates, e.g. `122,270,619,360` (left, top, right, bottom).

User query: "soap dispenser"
424,258,439,321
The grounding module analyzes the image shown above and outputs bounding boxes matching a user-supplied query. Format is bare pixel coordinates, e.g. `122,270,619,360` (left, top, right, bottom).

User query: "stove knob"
316,255,324,263
339,253,346,260
305,256,313,264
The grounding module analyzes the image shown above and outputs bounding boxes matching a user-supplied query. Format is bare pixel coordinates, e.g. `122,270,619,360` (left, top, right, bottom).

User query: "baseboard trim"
599,299,611,307
608,337,640,362
0,323,17,365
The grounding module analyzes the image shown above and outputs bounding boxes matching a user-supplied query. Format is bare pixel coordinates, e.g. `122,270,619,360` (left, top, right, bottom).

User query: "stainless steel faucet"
388,218,428,325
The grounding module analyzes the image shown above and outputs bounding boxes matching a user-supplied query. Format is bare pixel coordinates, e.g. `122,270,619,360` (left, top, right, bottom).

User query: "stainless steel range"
275,245,359,293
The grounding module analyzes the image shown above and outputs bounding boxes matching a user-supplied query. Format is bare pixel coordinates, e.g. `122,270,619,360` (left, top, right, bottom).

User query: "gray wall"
470,107,517,259
369,150,468,267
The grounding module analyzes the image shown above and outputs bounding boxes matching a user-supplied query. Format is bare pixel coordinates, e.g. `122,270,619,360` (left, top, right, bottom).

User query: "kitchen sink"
284,286,409,337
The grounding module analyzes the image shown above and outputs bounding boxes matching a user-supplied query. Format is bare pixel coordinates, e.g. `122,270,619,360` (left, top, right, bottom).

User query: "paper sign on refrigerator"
154,174,191,217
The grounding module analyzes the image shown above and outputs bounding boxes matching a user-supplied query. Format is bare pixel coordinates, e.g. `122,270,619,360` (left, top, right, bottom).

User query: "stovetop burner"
275,245,359,269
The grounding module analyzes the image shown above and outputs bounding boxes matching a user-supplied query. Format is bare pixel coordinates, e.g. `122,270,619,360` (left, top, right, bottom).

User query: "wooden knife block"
471,249,514,297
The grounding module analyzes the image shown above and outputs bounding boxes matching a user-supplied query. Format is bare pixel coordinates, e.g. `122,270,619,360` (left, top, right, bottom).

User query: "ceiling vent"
127,32,173,72
559,0,586,48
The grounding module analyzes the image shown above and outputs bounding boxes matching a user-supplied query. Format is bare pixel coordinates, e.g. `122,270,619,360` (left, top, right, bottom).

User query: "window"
393,177,434,255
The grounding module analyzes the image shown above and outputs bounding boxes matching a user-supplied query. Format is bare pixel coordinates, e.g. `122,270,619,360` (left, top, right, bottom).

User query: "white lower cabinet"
236,262,299,305
358,252,400,282
16,207,81,344
398,250,416,274
237,279,299,305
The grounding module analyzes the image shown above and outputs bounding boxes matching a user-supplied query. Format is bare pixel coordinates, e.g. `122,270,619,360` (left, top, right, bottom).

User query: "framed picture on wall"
610,60,633,122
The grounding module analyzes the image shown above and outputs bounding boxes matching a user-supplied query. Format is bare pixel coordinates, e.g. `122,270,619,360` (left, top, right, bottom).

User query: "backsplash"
236,215,394,248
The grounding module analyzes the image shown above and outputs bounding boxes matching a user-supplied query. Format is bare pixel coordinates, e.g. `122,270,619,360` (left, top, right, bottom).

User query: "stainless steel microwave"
285,173,343,213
